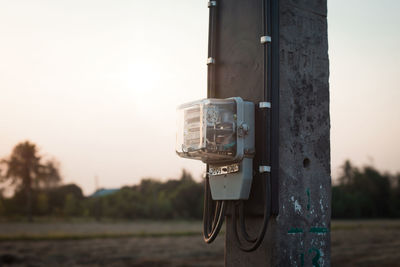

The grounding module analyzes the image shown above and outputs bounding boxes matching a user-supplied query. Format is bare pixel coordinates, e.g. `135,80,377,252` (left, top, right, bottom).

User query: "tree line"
1,141,400,220
332,160,400,218
0,171,203,220
0,141,203,220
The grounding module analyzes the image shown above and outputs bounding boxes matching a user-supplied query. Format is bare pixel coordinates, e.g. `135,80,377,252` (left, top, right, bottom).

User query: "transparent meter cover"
176,98,237,163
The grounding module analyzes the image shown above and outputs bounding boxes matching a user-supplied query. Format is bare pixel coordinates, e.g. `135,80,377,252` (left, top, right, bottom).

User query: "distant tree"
1,141,41,221
171,181,203,219
180,169,194,182
170,170,203,219
36,159,62,189
391,174,400,217
0,196,4,216
47,184,83,215
86,170,203,220
0,141,62,221
332,160,395,218
338,160,356,185
0,168,3,194
36,193,49,215
64,193,79,217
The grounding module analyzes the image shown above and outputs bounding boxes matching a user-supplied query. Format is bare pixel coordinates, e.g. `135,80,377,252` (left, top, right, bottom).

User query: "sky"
0,0,399,195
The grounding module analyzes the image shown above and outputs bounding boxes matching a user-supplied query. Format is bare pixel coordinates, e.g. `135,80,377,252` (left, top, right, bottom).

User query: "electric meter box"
176,97,255,200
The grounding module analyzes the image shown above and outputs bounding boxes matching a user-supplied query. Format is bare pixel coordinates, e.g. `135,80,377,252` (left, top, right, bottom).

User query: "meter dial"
206,107,219,123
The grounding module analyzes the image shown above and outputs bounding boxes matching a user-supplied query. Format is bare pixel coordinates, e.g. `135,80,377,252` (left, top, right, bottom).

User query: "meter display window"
204,102,236,158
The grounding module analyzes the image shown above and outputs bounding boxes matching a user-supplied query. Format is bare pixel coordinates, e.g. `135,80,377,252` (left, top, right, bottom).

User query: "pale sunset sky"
1,0,399,194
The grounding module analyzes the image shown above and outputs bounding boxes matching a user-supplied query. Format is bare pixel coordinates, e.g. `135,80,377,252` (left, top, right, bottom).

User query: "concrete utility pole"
209,0,330,266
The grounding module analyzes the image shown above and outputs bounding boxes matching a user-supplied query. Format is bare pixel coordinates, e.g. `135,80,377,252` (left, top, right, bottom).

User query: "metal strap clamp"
260,35,272,44
208,1,217,7
207,57,215,65
259,102,271,108
259,166,271,173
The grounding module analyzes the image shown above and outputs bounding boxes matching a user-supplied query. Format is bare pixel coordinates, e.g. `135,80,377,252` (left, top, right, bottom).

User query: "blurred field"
0,220,399,266
0,220,203,240
332,220,400,266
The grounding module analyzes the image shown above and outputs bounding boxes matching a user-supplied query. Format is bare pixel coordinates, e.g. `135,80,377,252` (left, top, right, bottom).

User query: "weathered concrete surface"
274,0,330,265
213,0,330,266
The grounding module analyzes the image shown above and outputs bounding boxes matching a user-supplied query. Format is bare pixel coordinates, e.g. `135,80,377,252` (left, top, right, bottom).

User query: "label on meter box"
209,163,240,176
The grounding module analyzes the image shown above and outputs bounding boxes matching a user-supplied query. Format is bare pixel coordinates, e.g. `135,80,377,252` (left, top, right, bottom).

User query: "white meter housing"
176,97,255,200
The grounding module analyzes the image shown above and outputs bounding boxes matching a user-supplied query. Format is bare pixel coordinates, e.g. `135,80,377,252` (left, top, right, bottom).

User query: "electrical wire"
203,174,225,243
203,0,275,250
232,172,271,251
239,201,257,243
231,0,273,252
262,0,267,100
207,0,217,98
203,0,225,245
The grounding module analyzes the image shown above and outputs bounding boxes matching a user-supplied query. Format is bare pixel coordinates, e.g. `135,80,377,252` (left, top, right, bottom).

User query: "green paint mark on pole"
309,227,329,233
306,188,310,210
288,227,303,234
300,253,305,267
309,248,321,267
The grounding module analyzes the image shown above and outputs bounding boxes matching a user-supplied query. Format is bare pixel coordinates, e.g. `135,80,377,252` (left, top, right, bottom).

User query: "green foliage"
1,183,84,217
0,141,62,221
1,141,41,189
3,155,400,221
332,160,400,219
88,170,204,220
48,184,84,216
0,197,5,216
64,193,80,216
170,180,203,219
390,174,400,217
36,193,49,215
37,160,62,188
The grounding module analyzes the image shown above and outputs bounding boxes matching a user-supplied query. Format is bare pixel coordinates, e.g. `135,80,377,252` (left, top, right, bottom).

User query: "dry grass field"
0,220,399,266
331,220,400,266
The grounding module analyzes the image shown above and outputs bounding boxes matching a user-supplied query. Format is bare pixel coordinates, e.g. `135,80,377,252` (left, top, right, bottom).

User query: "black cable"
262,0,266,100
207,0,217,98
239,201,257,243
266,0,272,103
232,0,273,252
207,4,212,98
203,0,225,245
232,173,271,252
203,0,276,250
203,174,225,243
